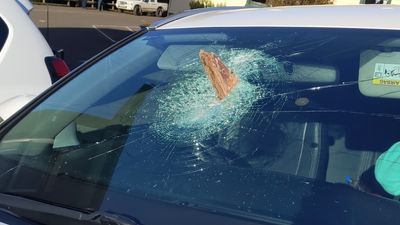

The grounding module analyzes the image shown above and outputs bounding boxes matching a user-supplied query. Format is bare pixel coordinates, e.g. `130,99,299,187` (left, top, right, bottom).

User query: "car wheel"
134,5,142,16
156,7,163,17
118,8,123,13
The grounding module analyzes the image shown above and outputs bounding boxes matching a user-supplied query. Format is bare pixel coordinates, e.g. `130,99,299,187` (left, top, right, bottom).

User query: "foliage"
267,0,332,6
189,0,215,9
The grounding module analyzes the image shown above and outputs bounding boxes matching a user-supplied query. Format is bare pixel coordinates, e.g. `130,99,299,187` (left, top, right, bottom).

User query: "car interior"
0,28,400,224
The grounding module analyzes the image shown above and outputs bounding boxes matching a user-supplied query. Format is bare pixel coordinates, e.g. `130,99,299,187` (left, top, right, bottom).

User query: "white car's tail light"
45,56,70,83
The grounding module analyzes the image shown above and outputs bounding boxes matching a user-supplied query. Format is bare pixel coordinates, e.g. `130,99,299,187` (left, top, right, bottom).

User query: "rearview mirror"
157,45,338,83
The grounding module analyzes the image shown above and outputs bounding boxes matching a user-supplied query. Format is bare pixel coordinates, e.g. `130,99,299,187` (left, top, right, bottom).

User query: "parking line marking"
126,26,134,32
93,24,139,32
92,25,116,43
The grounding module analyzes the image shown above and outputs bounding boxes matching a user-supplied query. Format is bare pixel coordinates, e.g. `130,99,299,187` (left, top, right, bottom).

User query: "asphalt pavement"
30,5,160,69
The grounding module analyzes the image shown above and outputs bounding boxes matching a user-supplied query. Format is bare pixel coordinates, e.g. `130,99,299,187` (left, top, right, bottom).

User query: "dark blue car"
0,6,400,225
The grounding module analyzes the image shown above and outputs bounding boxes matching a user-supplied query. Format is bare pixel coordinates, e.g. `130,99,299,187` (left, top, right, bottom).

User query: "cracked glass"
1,28,400,225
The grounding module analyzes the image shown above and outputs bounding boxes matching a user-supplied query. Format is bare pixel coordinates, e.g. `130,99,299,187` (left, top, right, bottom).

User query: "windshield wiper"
0,192,144,225
91,211,144,225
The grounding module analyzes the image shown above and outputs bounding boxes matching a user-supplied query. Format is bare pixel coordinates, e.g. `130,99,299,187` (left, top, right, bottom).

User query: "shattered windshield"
1,28,400,225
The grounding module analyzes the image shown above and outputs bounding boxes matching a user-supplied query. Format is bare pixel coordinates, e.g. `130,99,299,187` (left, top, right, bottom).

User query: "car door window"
0,17,9,53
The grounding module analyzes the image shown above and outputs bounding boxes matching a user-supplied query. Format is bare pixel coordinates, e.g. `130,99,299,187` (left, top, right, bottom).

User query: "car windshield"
1,27,400,225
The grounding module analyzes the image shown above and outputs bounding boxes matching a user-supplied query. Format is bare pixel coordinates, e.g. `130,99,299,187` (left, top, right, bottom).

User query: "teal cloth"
375,142,400,196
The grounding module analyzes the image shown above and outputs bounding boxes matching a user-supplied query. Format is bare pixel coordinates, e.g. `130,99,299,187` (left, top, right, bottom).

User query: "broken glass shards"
140,48,285,144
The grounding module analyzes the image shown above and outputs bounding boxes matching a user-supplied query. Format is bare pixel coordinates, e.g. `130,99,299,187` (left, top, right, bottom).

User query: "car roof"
155,5,400,30
15,0,33,14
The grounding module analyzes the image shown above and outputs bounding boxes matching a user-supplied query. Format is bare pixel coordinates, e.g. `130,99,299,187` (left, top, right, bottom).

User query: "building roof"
156,5,400,30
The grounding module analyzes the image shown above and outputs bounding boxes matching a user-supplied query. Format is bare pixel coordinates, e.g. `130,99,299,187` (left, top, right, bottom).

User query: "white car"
116,0,168,16
0,0,69,122
1,5,400,225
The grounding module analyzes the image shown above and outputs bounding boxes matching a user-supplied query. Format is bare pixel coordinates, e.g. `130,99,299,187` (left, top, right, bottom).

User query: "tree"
189,0,214,9
266,0,332,6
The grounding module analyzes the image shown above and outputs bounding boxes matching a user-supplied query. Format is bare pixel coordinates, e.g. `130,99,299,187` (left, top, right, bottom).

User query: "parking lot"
30,4,160,69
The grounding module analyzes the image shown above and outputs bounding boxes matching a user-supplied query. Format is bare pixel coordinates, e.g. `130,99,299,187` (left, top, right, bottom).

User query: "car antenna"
45,2,50,43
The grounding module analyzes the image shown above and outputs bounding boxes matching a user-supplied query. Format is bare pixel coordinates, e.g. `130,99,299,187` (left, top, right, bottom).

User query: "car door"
149,0,157,11
141,0,150,11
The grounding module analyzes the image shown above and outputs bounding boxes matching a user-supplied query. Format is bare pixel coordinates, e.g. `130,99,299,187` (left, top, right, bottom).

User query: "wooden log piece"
199,50,239,100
